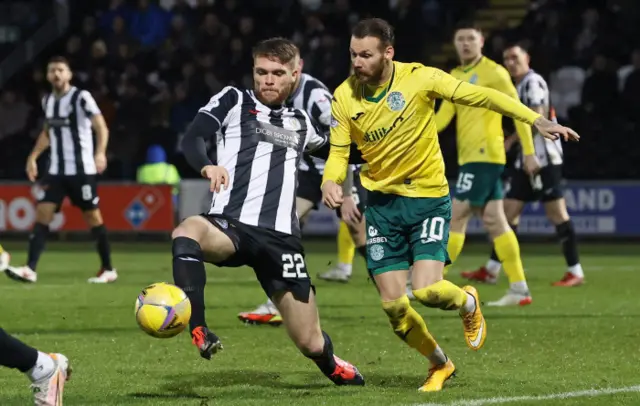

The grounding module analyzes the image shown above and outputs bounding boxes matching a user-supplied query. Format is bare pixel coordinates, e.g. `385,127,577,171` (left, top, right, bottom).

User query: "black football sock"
91,225,113,270
306,331,337,376
555,220,580,267
0,328,38,372
172,236,207,331
27,222,49,271
489,223,518,263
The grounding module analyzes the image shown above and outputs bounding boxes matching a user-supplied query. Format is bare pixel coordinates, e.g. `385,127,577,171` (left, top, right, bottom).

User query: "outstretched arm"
321,99,353,187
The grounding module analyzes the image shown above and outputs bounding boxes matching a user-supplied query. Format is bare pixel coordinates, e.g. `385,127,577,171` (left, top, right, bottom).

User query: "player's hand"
340,195,362,226
533,117,580,142
94,152,107,174
201,165,229,193
523,154,540,176
26,157,38,182
322,180,343,209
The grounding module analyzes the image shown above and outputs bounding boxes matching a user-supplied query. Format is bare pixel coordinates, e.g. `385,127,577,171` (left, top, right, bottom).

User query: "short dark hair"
48,55,70,67
454,21,484,36
504,41,530,54
252,37,299,65
352,18,395,47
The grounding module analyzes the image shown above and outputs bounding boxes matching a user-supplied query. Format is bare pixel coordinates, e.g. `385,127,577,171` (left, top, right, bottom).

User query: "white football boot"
31,353,71,406
487,290,533,307
317,267,351,283
87,268,118,284
6,266,37,283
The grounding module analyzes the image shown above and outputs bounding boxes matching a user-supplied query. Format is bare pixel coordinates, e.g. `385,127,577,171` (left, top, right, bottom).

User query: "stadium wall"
0,180,637,241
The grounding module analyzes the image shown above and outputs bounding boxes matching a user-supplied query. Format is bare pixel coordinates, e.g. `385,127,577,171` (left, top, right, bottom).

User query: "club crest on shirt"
469,73,478,84
386,91,405,111
330,115,339,128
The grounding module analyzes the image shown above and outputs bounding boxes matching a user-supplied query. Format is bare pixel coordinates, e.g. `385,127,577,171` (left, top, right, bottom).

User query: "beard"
354,58,387,84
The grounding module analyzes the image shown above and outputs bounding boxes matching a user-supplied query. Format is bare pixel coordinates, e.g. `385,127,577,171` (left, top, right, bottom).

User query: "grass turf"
0,240,638,405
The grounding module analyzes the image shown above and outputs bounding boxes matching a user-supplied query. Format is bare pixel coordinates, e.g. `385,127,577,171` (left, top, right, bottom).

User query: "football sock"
486,223,517,275
306,331,337,376
494,230,529,293
381,295,447,365
172,237,207,331
91,225,112,270
27,222,49,271
337,221,355,272
413,280,473,313
0,328,38,373
0,244,4,253
26,352,56,382
444,231,465,275
555,221,583,276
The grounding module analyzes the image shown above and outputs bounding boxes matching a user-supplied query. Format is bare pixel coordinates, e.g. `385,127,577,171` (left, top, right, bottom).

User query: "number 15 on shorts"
282,253,308,279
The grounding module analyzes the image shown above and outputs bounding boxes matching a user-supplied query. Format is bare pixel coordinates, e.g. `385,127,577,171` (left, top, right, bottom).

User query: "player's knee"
82,209,103,227
172,235,203,261
171,217,203,241
35,204,55,224
381,295,411,334
482,206,507,236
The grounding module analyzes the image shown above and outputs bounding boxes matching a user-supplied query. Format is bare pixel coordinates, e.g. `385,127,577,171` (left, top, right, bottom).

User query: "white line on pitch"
412,385,640,406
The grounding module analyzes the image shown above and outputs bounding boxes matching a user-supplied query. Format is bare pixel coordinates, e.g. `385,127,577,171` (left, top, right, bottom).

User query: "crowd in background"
0,0,639,180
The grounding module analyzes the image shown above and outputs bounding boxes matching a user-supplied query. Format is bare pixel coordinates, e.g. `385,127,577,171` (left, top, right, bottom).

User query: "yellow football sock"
413,280,468,311
444,231,465,275
337,221,355,265
493,230,526,284
381,295,439,358
0,244,4,253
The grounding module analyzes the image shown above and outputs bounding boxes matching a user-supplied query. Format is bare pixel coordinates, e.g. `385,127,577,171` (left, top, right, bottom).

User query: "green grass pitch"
0,240,639,405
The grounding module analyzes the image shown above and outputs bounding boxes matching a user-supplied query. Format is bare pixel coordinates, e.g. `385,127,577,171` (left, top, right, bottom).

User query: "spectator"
581,54,619,117
130,0,171,48
622,49,640,123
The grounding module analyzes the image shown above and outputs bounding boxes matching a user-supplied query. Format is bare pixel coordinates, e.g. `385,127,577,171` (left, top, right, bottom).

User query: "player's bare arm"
90,114,109,174
26,124,50,182
519,104,547,175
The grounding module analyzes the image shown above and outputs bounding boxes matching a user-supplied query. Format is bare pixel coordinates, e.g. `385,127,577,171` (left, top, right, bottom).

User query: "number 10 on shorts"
282,253,308,278
420,217,445,243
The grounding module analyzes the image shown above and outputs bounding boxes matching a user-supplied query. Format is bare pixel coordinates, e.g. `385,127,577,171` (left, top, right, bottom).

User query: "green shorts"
454,163,504,207
364,192,451,276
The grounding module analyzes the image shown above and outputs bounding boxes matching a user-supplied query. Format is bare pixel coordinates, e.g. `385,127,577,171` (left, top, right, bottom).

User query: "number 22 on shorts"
282,253,308,278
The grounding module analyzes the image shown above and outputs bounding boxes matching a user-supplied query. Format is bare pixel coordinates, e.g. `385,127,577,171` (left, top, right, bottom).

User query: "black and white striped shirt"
516,70,563,168
43,87,100,176
286,73,333,176
200,86,327,237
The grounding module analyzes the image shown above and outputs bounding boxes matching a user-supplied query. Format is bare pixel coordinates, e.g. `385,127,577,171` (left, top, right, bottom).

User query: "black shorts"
505,165,564,203
296,171,323,210
38,175,99,211
202,214,314,302
336,168,368,219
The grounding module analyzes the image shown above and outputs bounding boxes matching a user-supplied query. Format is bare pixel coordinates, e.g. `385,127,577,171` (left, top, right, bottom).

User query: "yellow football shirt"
323,61,541,198
435,56,535,166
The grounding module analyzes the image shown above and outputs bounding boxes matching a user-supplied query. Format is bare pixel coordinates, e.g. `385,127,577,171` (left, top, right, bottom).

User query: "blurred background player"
237,54,367,325
435,23,537,307
171,37,364,386
0,328,70,405
5,56,116,284
462,43,584,287
0,244,10,272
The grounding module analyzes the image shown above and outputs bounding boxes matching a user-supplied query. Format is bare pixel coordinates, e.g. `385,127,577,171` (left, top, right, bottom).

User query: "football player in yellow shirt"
321,18,579,392
435,23,539,306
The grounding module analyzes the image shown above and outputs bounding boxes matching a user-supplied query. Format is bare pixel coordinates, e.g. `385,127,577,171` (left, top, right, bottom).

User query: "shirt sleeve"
492,69,535,155
424,68,541,126
197,86,239,126
435,99,456,133
79,90,101,117
308,87,333,131
321,94,352,186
